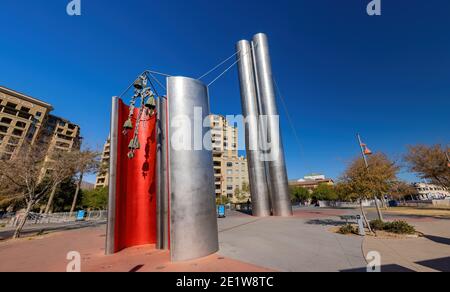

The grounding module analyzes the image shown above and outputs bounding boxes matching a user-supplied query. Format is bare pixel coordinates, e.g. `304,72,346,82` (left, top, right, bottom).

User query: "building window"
227,162,233,167
12,129,24,136
6,102,17,109
0,126,8,133
227,170,233,175
1,117,12,124
15,121,27,128
35,112,42,117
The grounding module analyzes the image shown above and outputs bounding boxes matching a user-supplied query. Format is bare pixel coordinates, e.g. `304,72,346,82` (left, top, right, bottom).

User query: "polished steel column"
236,40,271,217
106,97,119,255
156,97,169,250
167,77,219,262
252,33,293,217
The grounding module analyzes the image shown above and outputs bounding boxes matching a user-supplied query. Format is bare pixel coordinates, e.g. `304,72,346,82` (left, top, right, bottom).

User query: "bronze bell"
123,119,133,130
145,95,157,112
133,77,145,90
128,137,140,150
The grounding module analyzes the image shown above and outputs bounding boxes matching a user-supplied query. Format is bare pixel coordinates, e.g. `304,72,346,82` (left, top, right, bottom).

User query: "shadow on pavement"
416,257,450,272
305,219,346,227
423,235,450,246
384,213,450,221
341,264,416,273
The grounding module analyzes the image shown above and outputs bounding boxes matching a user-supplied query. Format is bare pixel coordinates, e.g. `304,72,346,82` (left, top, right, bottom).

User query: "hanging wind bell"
123,73,158,159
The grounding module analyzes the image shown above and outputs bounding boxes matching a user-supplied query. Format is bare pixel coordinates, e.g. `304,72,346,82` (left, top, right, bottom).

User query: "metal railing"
8,210,108,227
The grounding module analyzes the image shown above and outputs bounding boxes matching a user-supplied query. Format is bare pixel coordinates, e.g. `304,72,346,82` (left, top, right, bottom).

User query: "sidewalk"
0,224,271,272
362,219,450,272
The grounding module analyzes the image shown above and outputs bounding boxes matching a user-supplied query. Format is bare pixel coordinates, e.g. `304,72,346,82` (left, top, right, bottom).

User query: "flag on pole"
361,143,373,156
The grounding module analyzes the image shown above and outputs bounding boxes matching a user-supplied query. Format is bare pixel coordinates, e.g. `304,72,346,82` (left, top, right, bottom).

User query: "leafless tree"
0,143,64,238
43,150,78,214
390,181,418,202
69,150,100,214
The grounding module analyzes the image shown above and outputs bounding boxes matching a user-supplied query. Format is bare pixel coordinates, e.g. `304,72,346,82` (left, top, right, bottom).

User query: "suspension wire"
119,69,171,99
145,70,172,78
118,83,135,99
207,58,241,87
198,51,240,80
146,71,167,91
206,41,259,88
147,77,159,98
273,77,314,175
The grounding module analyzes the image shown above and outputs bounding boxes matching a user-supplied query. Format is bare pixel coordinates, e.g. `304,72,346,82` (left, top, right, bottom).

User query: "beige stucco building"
289,174,335,193
95,137,111,189
0,86,81,161
211,115,249,203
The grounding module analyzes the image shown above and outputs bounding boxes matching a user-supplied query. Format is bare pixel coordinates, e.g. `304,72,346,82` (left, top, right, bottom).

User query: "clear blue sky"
1,0,449,183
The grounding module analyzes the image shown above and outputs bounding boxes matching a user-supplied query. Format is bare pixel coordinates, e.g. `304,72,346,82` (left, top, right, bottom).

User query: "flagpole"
356,133,384,222
357,134,369,169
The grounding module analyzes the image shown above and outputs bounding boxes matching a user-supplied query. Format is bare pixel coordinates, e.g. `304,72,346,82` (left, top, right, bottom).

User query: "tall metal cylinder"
105,96,119,255
252,33,293,217
156,97,169,250
167,76,219,262
236,40,271,217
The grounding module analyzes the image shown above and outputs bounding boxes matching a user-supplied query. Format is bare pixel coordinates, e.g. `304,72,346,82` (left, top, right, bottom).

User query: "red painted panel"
114,99,157,252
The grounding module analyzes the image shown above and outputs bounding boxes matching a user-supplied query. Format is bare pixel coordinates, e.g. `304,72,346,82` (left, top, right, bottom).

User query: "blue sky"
1,0,449,183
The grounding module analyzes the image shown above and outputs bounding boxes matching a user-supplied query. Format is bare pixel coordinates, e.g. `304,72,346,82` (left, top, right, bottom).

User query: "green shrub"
370,219,386,231
370,220,416,235
338,224,357,235
384,221,416,235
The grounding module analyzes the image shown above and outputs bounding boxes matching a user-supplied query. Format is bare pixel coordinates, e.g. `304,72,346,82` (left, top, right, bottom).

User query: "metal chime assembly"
123,74,157,159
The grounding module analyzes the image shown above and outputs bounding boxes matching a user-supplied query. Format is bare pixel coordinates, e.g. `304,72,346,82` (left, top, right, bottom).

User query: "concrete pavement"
0,207,449,272
362,219,450,272
218,209,366,272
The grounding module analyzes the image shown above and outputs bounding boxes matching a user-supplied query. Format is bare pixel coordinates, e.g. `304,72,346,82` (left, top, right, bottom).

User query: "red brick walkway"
0,225,272,272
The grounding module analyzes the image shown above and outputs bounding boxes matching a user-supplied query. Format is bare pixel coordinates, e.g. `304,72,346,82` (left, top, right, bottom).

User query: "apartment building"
95,137,111,189
211,115,249,203
0,86,53,160
39,115,81,152
0,86,81,161
413,182,449,200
